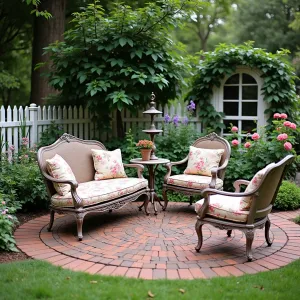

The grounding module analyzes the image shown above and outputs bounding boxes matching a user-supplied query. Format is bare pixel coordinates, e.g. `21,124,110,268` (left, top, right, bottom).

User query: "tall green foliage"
43,1,191,123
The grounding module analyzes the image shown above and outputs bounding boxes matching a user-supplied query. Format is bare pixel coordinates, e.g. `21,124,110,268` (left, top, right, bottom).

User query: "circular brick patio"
15,202,300,279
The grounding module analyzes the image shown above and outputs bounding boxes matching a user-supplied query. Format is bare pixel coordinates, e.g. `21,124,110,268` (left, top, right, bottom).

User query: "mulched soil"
0,210,49,264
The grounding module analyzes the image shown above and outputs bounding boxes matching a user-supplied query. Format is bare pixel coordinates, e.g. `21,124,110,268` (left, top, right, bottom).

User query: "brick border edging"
15,206,300,280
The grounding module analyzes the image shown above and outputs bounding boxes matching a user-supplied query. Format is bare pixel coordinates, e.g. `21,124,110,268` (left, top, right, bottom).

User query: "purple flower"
182,116,189,125
173,115,179,127
187,100,196,111
164,114,171,123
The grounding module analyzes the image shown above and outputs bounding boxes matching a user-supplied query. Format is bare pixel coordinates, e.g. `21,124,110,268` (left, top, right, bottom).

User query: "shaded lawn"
0,259,300,300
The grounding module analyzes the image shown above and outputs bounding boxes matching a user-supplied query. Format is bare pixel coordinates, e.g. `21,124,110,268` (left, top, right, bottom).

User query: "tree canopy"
43,1,192,114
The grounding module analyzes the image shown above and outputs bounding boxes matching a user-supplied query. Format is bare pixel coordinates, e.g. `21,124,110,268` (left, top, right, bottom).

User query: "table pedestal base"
138,190,162,215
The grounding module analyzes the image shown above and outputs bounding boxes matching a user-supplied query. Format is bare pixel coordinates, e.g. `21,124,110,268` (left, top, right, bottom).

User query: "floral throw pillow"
91,149,127,180
184,146,224,177
46,154,76,196
239,163,275,211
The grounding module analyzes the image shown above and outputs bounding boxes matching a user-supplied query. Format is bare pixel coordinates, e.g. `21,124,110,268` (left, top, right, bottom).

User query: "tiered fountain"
142,92,163,160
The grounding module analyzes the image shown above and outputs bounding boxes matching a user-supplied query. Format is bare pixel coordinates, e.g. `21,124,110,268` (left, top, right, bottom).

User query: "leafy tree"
0,1,32,106
43,0,192,137
177,0,237,52
231,0,300,55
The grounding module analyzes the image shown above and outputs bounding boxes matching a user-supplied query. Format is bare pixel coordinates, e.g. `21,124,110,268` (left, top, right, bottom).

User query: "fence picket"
37,106,42,142
0,106,6,153
63,106,68,133
6,106,13,148
79,106,83,139
13,106,19,153
67,106,73,135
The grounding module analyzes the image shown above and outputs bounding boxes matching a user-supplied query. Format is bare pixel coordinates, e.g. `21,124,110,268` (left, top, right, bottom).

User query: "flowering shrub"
136,140,154,149
224,113,298,191
0,142,48,211
0,193,18,252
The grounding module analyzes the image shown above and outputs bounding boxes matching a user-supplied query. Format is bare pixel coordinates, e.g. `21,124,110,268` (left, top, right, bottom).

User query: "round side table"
130,158,170,215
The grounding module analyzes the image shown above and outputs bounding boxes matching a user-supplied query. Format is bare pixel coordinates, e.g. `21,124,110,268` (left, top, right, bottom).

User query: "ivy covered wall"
188,42,299,132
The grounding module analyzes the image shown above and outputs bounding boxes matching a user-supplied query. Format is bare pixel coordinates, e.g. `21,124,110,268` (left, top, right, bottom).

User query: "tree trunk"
30,0,66,105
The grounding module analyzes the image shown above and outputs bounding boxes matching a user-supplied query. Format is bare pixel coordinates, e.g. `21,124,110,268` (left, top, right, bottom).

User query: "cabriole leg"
189,196,193,206
195,218,204,252
75,213,84,241
47,210,55,232
265,217,272,246
162,188,168,211
245,229,254,261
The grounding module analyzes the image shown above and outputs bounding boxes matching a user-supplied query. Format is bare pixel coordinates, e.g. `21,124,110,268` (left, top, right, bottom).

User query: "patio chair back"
37,134,106,196
247,155,294,223
192,133,231,180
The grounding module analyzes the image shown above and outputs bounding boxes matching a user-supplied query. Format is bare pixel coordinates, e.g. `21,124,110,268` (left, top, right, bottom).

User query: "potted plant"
136,140,154,161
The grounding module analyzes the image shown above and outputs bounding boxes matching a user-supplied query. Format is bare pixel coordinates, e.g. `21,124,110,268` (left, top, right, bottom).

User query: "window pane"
225,74,239,84
242,120,257,133
223,119,238,134
242,102,257,116
224,86,239,100
223,102,238,116
242,86,258,100
242,73,257,84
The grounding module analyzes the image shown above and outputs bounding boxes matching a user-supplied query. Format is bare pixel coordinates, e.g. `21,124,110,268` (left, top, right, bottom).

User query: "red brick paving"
14,202,300,280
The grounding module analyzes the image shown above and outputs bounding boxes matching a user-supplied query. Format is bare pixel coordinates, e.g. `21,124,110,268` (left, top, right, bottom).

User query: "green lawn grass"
0,259,300,299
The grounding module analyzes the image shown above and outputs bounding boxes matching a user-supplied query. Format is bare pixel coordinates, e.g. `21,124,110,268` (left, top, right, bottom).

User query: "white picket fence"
0,103,202,153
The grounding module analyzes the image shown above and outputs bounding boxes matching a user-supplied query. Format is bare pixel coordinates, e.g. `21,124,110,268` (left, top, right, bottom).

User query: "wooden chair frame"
37,134,149,240
162,132,231,210
195,155,294,261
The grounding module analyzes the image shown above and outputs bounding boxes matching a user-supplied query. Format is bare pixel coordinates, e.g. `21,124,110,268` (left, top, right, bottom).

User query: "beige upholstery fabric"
195,195,249,222
46,154,76,196
184,146,224,176
240,163,276,211
51,178,148,208
167,174,223,190
91,149,127,180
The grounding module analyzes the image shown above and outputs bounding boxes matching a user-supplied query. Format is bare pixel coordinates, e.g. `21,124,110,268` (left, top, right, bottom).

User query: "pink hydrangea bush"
224,114,299,191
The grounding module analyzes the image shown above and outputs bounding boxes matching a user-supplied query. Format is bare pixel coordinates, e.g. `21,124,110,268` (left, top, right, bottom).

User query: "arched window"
222,72,260,137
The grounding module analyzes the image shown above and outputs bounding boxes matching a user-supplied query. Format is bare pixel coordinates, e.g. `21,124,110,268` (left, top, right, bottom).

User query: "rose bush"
224,113,299,191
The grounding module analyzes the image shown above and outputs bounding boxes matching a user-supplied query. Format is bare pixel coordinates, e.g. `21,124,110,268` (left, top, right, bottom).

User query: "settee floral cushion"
239,163,275,211
46,154,76,196
51,178,148,207
91,149,127,180
184,146,224,176
195,195,249,222
167,174,223,190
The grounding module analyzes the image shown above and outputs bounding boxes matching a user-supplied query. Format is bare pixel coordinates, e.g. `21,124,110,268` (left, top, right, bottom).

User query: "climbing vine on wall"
188,42,299,132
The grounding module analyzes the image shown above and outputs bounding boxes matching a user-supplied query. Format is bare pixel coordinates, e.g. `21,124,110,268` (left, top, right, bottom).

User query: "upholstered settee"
37,134,149,240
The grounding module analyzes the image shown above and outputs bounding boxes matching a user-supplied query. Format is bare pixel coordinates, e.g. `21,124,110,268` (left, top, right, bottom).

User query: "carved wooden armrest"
42,172,83,208
163,156,188,182
233,179,250,192
197,187,257,219
209,168,218,188
123,163,145,179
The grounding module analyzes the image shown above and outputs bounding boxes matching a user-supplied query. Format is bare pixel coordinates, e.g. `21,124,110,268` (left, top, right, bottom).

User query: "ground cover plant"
0,259,299,300
0,137,48,251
